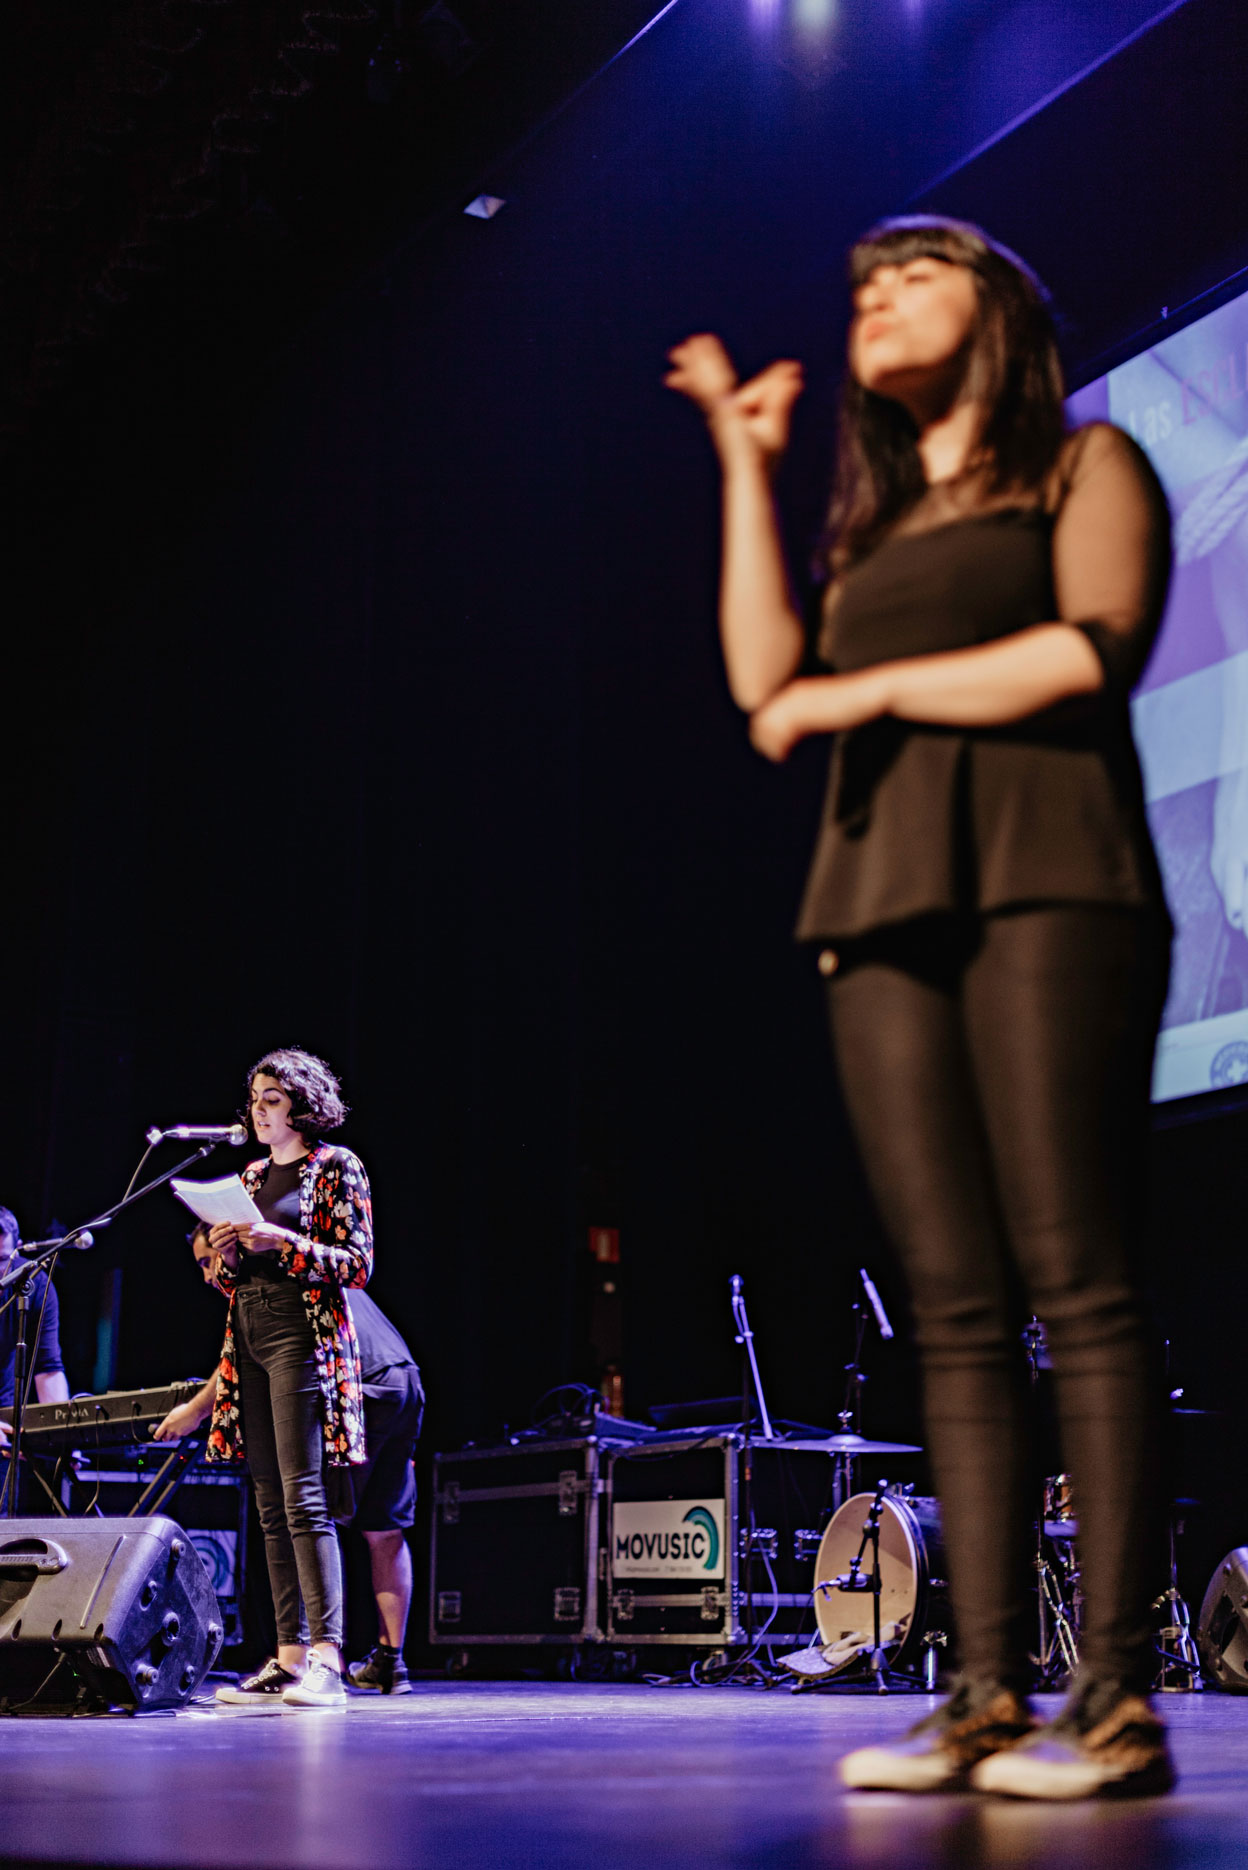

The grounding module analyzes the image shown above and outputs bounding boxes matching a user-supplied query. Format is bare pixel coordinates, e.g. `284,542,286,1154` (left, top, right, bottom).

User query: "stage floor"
1,1681,1247,1869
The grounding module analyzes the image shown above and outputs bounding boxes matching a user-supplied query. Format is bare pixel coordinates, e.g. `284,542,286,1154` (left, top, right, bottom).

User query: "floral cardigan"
206,1142,373,1468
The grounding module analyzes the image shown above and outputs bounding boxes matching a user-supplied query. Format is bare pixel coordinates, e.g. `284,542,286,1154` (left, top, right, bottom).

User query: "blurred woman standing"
668,216,1174,1797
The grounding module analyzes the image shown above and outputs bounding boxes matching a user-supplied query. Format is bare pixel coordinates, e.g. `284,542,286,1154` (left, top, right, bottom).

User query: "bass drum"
813,1492,949,1673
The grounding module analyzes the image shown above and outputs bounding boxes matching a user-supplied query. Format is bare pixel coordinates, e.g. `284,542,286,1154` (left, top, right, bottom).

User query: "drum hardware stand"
1152,1345,1202,1692
1153,1506,1202,1692
0,1139,227,1519
1023,1318,1081,1686
1034,1540,1081,1686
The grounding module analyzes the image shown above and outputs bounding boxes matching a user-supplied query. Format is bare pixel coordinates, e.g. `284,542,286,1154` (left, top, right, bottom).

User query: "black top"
238,1156,308,1284
349,1288,419,1398
0,1269,65,1407
795,427,1173,943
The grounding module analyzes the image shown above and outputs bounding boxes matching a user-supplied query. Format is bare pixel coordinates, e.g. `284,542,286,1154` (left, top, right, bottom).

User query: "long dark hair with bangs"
822,216,1068,579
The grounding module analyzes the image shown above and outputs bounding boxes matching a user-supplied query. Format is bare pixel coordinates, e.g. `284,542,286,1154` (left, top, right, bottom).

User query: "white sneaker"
281,1657,347,1708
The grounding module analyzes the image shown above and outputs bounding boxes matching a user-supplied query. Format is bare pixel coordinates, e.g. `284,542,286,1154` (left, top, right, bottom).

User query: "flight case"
428,1432,839,1656
604,1435,837,1650
428,1439,608,1646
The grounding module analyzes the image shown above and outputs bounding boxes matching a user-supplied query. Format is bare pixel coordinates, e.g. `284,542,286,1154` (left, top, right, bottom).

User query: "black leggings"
827,905,1170,1691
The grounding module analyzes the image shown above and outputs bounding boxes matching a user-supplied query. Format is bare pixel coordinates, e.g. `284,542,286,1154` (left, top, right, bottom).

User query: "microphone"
146,1124,248,1147
859,1267,894,1341
18,1230,95,1259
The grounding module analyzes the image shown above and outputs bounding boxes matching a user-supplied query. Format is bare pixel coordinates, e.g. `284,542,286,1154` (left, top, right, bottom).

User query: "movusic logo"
682,1505,719,1572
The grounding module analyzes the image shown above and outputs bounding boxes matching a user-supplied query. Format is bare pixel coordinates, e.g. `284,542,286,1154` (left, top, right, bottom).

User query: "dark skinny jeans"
234,1281,343,1648
826,905,1170,1693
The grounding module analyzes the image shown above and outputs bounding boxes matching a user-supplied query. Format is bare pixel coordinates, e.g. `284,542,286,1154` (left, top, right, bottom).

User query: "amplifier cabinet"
605,1436,837,1648
428,1439,609,1646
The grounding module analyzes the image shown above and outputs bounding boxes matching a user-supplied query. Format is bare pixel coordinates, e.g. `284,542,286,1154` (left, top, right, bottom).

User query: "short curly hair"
243,1047,349,1145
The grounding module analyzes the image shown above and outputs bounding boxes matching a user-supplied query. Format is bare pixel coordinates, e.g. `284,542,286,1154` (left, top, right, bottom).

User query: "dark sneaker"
215,1658,299,1708
348,1646,413,1696
282,1657,347,1709
971,1685,1174,1799
839,1683,1036,1792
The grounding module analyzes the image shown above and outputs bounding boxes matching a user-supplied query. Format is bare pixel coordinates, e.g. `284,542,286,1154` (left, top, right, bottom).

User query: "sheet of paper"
170,1174,263,1228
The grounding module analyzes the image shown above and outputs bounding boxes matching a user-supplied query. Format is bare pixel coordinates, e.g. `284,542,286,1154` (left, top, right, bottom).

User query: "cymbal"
783,1434,923,1456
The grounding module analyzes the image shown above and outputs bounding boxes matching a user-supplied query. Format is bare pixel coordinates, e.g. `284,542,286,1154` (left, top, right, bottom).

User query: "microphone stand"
730,1276,774,1442
816,1479,915,1693
730,1277,775,1667
0,1140,228,1518
833,1300,871,1513
830,1272,893,1512
1,1256,48,1517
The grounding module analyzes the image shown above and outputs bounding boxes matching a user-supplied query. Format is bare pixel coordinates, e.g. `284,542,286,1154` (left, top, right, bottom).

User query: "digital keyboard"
0,1382,207,1451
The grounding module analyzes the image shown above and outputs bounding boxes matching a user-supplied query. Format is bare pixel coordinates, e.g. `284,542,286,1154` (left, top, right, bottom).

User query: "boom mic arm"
146,1124,248,1147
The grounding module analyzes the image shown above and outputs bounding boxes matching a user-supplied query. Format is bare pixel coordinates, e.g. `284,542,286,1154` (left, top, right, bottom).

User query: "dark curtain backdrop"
5,0,1248,1611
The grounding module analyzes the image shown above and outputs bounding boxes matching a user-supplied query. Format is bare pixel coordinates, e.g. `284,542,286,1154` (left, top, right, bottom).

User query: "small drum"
813,1491,948,1674
1043,1474,1078,1540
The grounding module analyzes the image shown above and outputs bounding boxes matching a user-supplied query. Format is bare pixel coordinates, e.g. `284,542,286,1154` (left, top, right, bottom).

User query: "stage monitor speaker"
1197,1547,1248,1691
0,1517,224,1715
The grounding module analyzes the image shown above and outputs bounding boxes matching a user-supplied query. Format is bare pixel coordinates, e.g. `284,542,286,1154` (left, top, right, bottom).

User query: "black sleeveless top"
794,479,1171,943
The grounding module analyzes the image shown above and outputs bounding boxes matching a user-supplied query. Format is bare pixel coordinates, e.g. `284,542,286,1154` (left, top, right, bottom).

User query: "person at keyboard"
0,1203,70,1511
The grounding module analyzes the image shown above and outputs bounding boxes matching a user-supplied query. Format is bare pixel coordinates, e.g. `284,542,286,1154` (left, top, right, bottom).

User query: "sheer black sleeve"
1051,423,1172,696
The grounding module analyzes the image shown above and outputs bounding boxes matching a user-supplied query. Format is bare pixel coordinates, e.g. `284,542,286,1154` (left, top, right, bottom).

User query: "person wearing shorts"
331,1286,425,1696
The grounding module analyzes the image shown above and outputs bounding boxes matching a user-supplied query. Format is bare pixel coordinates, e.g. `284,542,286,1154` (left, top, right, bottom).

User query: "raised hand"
666,335,804,465
664,332,739,412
